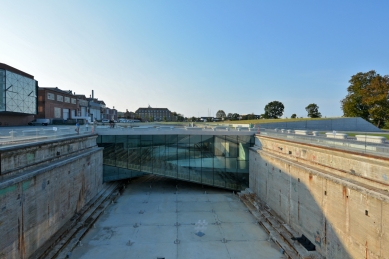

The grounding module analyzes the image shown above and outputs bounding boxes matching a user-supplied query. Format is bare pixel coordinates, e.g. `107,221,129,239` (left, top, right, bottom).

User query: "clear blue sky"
1,0,389,118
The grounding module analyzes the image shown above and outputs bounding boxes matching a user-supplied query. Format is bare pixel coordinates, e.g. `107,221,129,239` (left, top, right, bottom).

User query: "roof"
0,63,34,79
135,107,171,112
39,87,74,95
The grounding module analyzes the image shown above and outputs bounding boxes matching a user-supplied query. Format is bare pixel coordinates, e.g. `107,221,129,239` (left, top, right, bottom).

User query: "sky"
1,0,389,118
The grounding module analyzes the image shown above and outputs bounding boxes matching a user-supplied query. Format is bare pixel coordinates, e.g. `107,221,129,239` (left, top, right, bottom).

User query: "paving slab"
70,175,286,259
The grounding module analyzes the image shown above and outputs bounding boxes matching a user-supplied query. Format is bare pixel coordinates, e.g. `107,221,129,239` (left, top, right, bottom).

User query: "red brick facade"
38,88,79,120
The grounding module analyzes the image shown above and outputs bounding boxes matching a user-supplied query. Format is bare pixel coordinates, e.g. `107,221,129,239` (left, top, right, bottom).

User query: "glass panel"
140,135,153,173
213,156,226,188
152,135,166,175
100,136,115,167
5,70,36,114
214,135,226,156
128,136,140,171
189,135,202,182
165,135,178,178
115,135,127,168
177,135,189,180
0,69,5,111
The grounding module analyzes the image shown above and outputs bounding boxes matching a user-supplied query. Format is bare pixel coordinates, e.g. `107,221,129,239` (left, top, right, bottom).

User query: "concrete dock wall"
250,135,389,258
0,135,104,259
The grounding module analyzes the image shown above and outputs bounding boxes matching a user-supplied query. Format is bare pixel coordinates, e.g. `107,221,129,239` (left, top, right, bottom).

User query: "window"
47,93,55,100
54,107,61,118
57,95,63,102
71,98,77,104
64,97,70,103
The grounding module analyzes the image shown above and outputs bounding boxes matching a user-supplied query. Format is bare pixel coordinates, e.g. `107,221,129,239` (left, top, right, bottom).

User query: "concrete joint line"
257,149,389,202
0,147,102,189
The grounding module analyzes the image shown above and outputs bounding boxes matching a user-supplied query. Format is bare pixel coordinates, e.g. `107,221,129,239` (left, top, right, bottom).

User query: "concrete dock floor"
70,175,286,259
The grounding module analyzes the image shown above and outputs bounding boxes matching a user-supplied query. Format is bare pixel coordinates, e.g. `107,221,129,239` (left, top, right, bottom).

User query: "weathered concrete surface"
0,135,104,259
250,135,389,259
71,175,285,259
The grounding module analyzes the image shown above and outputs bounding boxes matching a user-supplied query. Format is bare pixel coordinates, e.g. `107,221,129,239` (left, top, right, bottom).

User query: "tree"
305,103,322,118
177,113,185,122
361,75,389,127
341,71,389,127
264,101,284,119
227,113,232,119
247,113,256,120
291,114,297,119
231,113,239,120
216,110,226,119
341,71,376,120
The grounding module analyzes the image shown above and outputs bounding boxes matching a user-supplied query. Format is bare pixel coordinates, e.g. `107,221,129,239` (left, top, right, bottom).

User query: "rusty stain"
309,173,313,182
342,186,347,198
365,241,368,259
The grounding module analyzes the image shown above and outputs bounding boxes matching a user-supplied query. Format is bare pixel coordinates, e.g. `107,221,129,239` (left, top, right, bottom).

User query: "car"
102,119,109,123
28,119,50,126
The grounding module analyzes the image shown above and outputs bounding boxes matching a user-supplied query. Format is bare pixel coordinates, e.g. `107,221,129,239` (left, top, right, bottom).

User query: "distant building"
86,98,103,121
38,87,78,120
101,106,117,121
0,63,38,126
74,94,89,118
123,109,135,119
135,106,172,121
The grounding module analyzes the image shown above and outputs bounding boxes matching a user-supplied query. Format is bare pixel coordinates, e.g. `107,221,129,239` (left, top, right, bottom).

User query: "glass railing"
258,128,389,157
0,126,93,148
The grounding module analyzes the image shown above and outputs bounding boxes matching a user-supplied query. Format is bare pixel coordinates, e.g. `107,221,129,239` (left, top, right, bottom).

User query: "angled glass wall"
0,69,37,114
97,134,254,190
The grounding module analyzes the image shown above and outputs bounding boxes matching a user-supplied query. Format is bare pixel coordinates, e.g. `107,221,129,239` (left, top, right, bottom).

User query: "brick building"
37,87,78,120
135,106,172,121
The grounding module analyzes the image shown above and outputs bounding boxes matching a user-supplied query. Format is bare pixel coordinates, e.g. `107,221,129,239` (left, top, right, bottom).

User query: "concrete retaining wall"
0,135,104,259
255,117,381,132
250,135,389,258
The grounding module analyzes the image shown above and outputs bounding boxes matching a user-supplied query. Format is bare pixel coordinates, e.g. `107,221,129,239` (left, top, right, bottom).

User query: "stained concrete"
70,175,285,259
250,135,389,258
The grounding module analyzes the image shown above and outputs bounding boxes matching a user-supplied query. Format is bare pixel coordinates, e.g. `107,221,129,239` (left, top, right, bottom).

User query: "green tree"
291,114,297,119
305,103,322,118
341,71,389,127
177,113,185,122
247,113,256,120
341,71,376,120
231,113,239,120
360,75,389,127
264,101,284,119
216,110,226,119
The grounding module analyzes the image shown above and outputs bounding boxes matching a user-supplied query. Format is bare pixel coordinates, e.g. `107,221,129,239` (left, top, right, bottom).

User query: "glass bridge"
96,130,254,190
